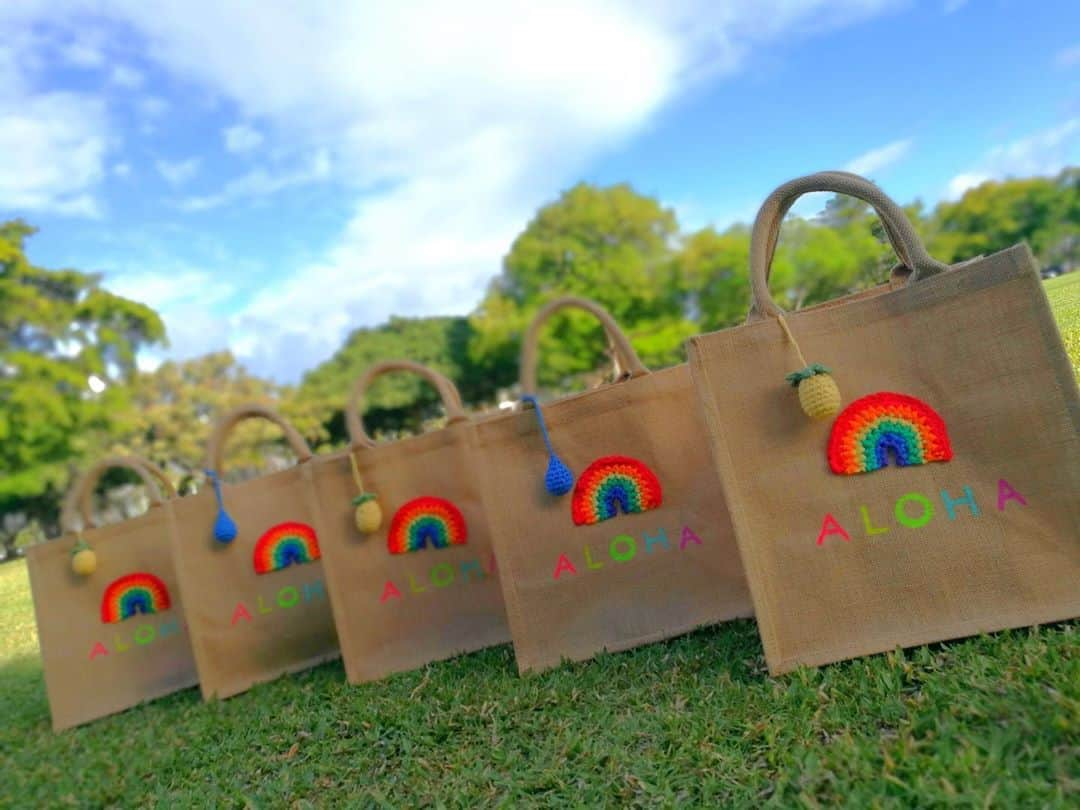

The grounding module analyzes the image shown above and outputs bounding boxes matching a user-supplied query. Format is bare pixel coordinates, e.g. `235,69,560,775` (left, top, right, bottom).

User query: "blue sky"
1,0,1077,381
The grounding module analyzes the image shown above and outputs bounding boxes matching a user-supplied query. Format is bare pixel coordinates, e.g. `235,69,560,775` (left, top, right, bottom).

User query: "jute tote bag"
166,404,338,699
472,297,752,674
26,457,197,730
309,361,509,683
687,171,1080,674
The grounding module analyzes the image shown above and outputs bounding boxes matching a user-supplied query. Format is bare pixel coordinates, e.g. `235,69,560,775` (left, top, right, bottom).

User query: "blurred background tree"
2,169,1076,554
0,221,165,554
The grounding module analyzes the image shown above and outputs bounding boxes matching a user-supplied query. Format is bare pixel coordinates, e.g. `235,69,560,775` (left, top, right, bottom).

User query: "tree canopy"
0,221,164,547
1,168,1076,552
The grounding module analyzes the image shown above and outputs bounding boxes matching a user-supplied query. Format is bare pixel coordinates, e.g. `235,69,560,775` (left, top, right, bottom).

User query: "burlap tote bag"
472,297,752,673
27,457,197,730
309,361,509,684
687,171,1080,674
166,404,338,699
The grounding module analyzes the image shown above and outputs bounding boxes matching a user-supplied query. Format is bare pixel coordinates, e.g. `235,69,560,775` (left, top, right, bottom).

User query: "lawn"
1,278,1077,808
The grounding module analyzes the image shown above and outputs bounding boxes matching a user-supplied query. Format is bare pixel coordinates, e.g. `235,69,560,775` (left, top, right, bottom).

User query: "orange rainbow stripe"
387,497,467,554
100,573,171,623
828,392,952,475
252,521,321,574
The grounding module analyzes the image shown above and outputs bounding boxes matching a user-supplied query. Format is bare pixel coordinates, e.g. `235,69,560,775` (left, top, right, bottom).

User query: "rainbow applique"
387,496,468,554
100,573,171,624
827,392,953,475
252,521,321,575
570,455,663,526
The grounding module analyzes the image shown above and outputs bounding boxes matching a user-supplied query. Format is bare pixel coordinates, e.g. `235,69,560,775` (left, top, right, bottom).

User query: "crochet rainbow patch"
100,573,171,624
571,455,663,526
827,392,953,475
387,496,468,554
252,521,321,575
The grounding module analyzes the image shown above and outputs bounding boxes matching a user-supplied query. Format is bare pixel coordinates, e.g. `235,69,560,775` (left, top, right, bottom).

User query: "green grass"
2,278,1078,808
1045,272,1079,379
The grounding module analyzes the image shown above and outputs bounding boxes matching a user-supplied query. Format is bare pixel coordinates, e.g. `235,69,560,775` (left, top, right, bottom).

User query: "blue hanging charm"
205,469,238,543
521,395,574,496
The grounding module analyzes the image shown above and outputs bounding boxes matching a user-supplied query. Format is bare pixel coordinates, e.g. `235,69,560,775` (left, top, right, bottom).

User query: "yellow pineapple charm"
353,493,383,534
786,364,841,420
348,450,382,535
70,537,97,576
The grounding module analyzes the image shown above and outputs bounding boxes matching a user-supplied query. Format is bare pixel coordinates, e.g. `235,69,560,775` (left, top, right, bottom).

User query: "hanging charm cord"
521,394,574,496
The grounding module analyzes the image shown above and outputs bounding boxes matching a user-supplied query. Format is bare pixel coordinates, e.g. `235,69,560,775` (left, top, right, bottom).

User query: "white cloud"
223,123,263,154
139,96,169,117
1,0,904,378
109,64,144,88
843,137,913,176
944,118,1079,199
63,41,106,69
945,172,990,199
943,0,968,13
0,92,107,216
155,157,200,185
1057,44,1080,69
107,265,238,362
113,161,132,178
179,150,330,210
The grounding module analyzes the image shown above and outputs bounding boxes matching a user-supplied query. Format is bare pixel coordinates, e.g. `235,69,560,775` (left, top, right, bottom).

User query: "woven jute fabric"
27,457,197,730
309,361,509,684
165,405,338,700
688,172,1080,674
472,297,752,674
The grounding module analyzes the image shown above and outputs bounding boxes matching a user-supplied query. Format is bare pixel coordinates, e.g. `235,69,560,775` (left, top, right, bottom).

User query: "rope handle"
346,360,468,449
61,456,173,534
204,403,313,474
747,171,950,321
519,295,648,395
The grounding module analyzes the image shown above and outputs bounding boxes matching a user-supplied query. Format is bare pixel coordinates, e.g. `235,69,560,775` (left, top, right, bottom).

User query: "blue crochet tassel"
205,469,237,543
521,395,573,496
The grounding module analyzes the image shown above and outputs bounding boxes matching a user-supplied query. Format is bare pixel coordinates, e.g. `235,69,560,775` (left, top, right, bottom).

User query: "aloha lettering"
816,478,1028,547
229,579,326,625
379,554,497,603
87,618,183,661
551,526,704,581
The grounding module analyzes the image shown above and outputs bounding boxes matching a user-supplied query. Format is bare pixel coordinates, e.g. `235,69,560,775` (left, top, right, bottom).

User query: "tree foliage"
0,222,164,548
1,169,1076,552
296,316,479,445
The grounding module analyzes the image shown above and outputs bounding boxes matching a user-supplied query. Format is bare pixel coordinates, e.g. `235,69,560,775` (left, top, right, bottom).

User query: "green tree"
297,316,478,445
929,171,1079,266
107,351,298,491
0,221,164,553
670,225,751,330
470,182,687,392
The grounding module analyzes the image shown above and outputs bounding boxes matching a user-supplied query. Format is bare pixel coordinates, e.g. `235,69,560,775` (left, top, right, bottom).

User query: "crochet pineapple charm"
786,364,841,420
352,493,383,534
349,451,382,535
70,537,97,576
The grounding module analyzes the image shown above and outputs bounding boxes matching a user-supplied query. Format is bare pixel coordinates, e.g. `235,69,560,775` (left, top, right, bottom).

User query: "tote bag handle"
61,456,173,534
519,296,648,395
748,171,950,320
347,360,468,450
204,403,313,475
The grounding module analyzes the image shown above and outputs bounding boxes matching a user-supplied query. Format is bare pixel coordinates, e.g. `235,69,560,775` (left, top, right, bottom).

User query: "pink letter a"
380,581,403,603
997,479,1027,511
230,603,253,625
553,553,578,580
817,513,851,546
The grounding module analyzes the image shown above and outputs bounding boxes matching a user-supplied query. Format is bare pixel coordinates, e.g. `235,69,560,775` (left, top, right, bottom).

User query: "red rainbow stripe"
252,521,321,575
570,455,663,526
387,496,467,554
827,391,952,475
100,572,171,624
